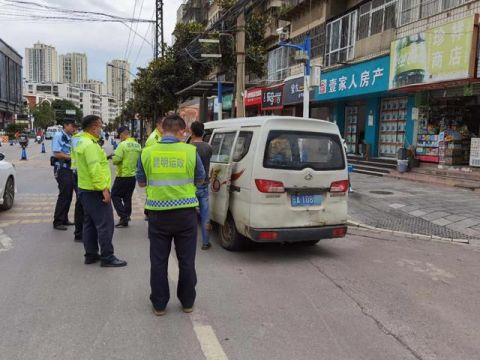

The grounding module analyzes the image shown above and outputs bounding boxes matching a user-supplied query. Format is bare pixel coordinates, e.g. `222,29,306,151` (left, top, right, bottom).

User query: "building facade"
25,42,58,83
25,82,81,108
106,59,130,103
0,39,23,128
101,95,119,124
80,89,102,117
82,80,106,96
59,53,88,85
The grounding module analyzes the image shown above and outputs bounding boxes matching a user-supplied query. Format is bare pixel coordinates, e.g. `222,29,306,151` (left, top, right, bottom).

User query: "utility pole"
155,0,165,59
121,67,125,126
235,10,246,118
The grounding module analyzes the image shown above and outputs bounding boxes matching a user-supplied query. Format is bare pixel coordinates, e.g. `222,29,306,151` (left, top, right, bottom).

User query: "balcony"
281,0,310,19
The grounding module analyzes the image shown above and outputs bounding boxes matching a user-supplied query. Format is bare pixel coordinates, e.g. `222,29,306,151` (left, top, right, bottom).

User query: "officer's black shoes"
201,243,212,250
63,221,75,226
53,224,68,231
100,256,127,268
152,307,166,316
84,255,101,264
182,307,194,314
115,221,129,228
74,236,83,243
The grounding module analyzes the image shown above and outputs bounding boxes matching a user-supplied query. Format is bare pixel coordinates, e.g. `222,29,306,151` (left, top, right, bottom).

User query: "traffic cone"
41,142,46,153
20,147,27,161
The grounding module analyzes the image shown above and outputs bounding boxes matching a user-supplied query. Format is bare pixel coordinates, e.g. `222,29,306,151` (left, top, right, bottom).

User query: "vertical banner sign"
389,16,476,89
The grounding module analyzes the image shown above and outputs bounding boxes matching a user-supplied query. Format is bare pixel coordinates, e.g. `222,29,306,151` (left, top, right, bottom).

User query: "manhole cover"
369,190,394,195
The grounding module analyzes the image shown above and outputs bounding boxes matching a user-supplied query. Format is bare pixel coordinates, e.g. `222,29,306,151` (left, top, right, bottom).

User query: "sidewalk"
348,173,480,244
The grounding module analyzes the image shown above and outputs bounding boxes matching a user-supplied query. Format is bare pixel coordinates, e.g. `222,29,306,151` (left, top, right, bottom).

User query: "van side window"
210,132,236,163
232,132,253,162
203,130,213,143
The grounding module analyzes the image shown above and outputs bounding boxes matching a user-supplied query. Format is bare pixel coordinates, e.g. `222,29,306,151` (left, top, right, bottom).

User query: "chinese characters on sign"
261,85,284,110
283,76,306,105
152,151,187,174
244,88,263,107
314,56,390,101
389,16,475,89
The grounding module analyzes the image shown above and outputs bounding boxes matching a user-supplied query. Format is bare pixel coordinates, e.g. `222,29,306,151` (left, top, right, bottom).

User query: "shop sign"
389,16,476,89
283,76,304,105
314,56,390,101
244,88,263,107
261,85,284,110
222,94,233,111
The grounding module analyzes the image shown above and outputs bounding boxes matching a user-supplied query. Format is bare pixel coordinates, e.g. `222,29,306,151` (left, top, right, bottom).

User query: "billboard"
389,16,476,89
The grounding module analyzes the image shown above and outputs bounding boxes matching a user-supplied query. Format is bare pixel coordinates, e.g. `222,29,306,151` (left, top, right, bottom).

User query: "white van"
204,116,349,251
45,125,62,140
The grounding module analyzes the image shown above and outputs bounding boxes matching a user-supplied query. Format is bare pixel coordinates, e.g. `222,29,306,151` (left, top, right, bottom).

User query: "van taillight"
259,231,278,240
255,179,285,193
332,227,347,238
330,180,349,193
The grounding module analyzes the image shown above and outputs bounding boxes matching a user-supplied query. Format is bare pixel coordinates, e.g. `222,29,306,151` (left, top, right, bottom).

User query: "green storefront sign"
389,16,475,89
222,94,233,111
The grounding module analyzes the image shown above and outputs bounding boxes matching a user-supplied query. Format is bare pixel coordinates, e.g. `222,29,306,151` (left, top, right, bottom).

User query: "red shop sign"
244,87,263,107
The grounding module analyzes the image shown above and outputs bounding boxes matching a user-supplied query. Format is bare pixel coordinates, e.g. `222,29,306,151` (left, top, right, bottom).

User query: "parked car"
45,125,62,140
204,116,349,251
0,153,16,210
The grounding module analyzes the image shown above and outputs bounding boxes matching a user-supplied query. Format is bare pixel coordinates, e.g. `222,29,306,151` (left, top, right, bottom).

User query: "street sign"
65,110,76,115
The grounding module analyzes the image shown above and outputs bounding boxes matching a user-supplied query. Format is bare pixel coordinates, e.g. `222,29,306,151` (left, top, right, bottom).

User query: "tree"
32,102,55,129
51,99,83,125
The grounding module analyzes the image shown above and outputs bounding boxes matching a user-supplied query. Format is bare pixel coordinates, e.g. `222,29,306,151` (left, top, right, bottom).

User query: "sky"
0,0,183,82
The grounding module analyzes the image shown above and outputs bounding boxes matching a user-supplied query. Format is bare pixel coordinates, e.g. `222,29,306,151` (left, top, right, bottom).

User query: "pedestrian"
145,116,163,147
190,121,213,250
74,115,127,267
111,126,142,228
70,125,84,242
137,114,205,316
52,119,76,231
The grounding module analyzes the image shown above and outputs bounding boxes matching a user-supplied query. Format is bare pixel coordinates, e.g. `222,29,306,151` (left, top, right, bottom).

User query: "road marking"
0,229,13,253
168,255,228,360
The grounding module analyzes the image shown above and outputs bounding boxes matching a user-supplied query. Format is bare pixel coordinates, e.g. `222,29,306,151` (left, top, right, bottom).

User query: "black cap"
117,126,129,135
63,118,76,125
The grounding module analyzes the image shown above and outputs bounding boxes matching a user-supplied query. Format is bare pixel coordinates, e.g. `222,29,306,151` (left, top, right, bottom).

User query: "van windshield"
264,130,345,171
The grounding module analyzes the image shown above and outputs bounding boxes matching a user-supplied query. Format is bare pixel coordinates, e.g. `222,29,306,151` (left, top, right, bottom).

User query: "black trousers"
148,208,198,310
79,191,115,262
53,167,74,227
73,172,84,239
111,176,136,222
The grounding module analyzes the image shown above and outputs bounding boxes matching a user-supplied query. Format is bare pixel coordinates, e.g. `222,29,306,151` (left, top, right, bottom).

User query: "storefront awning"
389,78,480,94
175,80,234,97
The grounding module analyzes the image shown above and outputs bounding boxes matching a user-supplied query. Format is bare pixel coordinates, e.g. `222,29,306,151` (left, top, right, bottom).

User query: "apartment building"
25,82,81,108
101,95,119,124
80,89,102,117
25,42,58,83
0,39,22,128
59,53,88,85
106,60,130,103
82,80,107,96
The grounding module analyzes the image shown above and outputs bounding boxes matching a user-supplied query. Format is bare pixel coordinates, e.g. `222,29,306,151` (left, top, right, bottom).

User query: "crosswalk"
0,191,147,228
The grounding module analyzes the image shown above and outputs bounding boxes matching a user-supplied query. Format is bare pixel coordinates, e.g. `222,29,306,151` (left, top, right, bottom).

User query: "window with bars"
399,0,468,26
290,24,326,61
267,47,291,81
358,0,396,40
325,11,357,66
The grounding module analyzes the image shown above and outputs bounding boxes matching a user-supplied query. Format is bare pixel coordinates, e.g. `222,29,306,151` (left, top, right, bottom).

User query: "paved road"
1,142,480,360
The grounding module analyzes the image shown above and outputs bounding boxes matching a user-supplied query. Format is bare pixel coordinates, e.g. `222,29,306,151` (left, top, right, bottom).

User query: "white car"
0,153,16,210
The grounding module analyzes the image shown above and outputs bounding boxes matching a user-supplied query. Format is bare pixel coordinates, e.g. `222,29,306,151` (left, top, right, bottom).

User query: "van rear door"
209,129,239,225
251,129,348,229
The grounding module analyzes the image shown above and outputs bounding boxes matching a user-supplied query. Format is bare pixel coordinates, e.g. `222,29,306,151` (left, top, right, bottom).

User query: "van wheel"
219,216,246,251
303,240,320,246
1,177,14,210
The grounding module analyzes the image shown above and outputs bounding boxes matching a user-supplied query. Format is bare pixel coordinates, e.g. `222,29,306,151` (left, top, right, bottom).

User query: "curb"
347,219,473,245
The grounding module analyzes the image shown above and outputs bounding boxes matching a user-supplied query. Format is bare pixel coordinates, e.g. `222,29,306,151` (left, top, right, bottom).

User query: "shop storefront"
244,87,263,117
389,16,479,166
312,55,406,157
261,85,284,115
283,76,304,116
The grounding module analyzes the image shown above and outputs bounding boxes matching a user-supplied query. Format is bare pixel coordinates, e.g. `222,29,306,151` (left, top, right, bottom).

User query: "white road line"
168,255,228,360
0,229,13,253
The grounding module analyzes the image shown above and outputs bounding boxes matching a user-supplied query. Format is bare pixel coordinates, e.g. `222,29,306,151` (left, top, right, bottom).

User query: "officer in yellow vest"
70,125,84,242
111,126,142,228
145,116,163,147
75,115,127,267
137,114,205,316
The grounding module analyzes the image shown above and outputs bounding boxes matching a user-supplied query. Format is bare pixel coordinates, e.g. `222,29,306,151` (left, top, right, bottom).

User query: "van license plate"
291,194,322,207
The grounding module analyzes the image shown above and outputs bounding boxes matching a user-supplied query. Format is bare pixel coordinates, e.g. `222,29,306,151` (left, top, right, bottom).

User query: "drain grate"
369,190,394,195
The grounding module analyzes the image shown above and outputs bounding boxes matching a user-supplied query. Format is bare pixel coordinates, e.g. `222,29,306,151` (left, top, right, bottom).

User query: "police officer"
111,126,141,228
71,125,84,242
145,116,163,147
52,119,76,231
137,114,205,316
74,115,127,267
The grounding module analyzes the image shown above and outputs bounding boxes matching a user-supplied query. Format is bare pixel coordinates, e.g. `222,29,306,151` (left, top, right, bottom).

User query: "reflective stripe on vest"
147,178,194,186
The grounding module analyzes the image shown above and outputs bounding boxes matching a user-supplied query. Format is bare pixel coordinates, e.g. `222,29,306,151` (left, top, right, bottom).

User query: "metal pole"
217,79,223,121
235,10,246,118
303,34,311,119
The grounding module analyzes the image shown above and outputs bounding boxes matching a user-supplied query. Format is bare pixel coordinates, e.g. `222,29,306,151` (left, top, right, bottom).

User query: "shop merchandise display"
470,138,480,167
345,106,358,154
416,107,440,162
379,98,408,157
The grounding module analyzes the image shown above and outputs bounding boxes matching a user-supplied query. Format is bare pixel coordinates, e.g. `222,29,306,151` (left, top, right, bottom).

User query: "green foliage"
51,99,83,125
214,0,235,10
5,123,27,139
245,13,268,79
32,102,55,129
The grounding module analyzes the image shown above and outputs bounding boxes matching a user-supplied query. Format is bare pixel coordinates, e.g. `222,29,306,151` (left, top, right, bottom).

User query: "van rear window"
264,131,345,171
